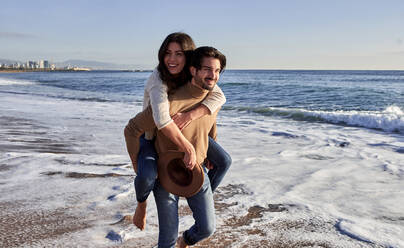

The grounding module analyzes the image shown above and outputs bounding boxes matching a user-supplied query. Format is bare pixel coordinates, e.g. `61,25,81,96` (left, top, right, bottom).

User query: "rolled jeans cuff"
182,230,195,246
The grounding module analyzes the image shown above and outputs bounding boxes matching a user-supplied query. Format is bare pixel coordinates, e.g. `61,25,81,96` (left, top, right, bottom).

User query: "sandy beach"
0,182,380,248
0,106,384,248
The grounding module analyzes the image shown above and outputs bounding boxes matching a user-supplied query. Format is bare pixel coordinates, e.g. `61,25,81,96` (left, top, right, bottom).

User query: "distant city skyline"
1,0,403,70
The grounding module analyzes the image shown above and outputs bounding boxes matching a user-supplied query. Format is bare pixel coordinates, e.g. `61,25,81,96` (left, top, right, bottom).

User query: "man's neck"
190,79,203,90
185,80,208,98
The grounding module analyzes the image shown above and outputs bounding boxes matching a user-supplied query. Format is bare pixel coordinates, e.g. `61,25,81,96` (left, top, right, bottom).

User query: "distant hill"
0,59,22,64
56,59,137,70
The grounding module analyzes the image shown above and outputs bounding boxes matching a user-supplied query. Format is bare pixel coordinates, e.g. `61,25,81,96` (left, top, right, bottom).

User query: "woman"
125,32,232,230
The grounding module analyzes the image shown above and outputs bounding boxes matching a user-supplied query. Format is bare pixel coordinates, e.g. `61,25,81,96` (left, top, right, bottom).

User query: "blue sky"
1,0,403,69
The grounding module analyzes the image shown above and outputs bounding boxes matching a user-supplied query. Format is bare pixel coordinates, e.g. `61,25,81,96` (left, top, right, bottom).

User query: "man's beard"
195,77,215,91
202,82,214,91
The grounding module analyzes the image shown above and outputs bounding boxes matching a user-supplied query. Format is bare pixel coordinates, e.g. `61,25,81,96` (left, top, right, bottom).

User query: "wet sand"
0,201,90,247
0,116,77,154
111,184,380,248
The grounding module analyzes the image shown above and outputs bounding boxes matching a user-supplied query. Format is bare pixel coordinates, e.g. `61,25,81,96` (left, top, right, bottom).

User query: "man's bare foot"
133,201,147,230
177,236,189,248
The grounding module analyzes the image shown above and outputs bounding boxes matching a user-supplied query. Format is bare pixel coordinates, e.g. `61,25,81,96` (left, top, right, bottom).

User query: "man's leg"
134,135,158,230
182,170,215,245
153,180,179,248
207,137,232,192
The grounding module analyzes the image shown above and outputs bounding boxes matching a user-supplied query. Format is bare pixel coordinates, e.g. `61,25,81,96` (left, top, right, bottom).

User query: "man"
124,46,226,248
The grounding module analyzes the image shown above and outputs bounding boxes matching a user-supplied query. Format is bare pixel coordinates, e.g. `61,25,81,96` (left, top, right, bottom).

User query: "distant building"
39,60,49,69
26,61,37,69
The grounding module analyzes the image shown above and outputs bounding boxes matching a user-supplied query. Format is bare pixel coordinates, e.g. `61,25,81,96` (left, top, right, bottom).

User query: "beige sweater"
125,82,218,172
143,69,225,130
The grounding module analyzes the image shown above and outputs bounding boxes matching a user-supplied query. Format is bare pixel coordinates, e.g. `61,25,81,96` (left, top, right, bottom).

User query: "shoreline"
0,69,152,73
0,69,89,73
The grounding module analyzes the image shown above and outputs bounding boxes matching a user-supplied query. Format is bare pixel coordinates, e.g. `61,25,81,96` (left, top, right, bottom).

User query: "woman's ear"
190,66,196,77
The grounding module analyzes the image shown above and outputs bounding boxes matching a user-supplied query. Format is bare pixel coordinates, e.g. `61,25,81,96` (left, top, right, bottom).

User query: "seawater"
1,70,403,134
0,70,403,247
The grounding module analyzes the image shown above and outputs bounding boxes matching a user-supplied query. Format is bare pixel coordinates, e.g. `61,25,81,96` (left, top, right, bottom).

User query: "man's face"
191,57,221,91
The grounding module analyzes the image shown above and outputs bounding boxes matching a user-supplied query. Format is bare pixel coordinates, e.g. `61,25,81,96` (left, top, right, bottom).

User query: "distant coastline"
0,68,152,73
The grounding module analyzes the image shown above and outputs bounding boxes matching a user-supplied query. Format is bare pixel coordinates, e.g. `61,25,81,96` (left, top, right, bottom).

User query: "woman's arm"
172,84,226,130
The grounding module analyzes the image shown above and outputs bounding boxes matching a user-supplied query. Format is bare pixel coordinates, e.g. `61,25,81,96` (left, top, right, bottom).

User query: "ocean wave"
223,105,404,134
0,89,117,103
0,78,36,86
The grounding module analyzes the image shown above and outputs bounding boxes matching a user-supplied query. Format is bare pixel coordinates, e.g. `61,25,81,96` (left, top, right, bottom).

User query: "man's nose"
207,70,215,78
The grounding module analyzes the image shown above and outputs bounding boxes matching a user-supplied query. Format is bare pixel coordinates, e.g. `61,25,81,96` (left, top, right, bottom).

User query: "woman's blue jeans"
134,136,232,202
134,136,158,203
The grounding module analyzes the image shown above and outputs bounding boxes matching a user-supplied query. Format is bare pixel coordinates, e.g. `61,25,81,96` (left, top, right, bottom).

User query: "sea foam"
0,78,36,86
305,105,404,133
225,105,404,134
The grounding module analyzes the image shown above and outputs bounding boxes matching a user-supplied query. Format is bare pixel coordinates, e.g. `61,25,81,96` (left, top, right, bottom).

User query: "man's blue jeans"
153,168,215,248
135,136,231,202
206,137,232,192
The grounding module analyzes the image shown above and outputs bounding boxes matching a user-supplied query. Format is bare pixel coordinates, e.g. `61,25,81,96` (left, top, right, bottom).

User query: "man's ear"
190,66,196,77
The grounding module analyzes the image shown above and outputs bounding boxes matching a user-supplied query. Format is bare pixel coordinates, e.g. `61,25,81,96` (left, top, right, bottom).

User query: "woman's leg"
133,135,158,230
135,135,158,202
207,137,232,192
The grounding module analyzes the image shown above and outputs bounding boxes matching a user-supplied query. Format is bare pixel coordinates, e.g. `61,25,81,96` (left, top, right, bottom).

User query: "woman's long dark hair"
157,32,196,91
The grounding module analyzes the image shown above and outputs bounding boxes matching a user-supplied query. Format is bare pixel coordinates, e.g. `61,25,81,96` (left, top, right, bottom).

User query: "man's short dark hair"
190,46,226,73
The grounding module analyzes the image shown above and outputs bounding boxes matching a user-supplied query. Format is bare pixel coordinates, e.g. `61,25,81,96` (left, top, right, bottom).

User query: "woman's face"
164,42,186,76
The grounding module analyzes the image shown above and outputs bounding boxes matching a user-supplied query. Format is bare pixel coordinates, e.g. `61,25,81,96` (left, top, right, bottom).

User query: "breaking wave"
0,78,36,86
223,105,404,134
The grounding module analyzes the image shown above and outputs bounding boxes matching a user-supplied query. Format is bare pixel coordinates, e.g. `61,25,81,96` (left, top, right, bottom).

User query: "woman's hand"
173,112,192,130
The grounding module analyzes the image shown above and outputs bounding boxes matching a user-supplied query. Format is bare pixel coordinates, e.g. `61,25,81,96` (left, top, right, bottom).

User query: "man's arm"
206,119,218,170
208,121,217,141
124,106,156,172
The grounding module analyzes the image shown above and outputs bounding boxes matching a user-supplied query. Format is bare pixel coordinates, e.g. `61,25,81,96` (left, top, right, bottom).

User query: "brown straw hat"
157,150,204,197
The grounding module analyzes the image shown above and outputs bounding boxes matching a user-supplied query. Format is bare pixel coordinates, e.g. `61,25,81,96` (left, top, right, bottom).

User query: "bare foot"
176,236,189,248
133,201,147,230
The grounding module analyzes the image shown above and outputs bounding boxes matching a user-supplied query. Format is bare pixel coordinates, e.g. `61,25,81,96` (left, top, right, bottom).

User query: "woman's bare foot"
133,201,147,230
177,236,189,248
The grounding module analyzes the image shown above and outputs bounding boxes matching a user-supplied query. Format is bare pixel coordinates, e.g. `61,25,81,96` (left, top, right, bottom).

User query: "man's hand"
183,144,197,170
173,112,192,130
206,160,214,170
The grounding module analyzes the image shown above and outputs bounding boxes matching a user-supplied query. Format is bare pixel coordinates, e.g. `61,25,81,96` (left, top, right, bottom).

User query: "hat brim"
158,150,204,197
